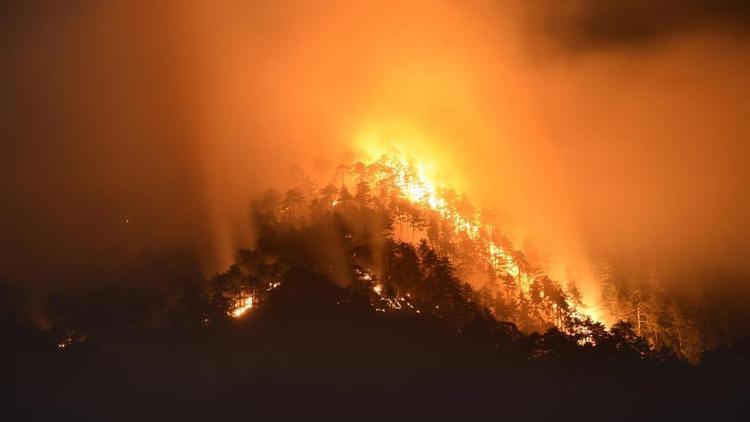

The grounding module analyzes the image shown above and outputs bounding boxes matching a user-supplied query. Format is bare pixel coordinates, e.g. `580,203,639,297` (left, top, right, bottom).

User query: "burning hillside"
5,2,750,419
215,147,597,337
208,146,735,362
4,144,747,419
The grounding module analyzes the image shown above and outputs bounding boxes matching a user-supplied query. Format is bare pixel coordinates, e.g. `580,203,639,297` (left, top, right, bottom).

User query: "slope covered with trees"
207,150,731,362
4,151,749,420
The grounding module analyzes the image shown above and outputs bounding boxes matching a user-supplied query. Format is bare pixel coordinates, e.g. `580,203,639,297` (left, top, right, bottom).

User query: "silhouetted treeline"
3,261,749,420
3,180,748,368
3,157,750,419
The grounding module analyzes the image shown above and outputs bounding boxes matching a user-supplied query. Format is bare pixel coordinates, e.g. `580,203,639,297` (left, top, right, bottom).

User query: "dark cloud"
525,0,750,50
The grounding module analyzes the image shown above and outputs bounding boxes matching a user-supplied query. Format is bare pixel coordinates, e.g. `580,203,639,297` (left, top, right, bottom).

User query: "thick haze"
2,1,748,299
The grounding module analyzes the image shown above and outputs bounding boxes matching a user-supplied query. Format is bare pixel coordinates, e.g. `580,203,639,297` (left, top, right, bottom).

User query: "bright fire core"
362,147,601,323
230,143,601,324
230,295,253,318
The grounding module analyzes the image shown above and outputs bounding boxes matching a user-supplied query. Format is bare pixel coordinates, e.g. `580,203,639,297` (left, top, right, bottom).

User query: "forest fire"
361,148,600,323
374,152,524,276
56,331,87,350
230,294,253,318
126,142,723,363
228,281,282,318
5,1,749,419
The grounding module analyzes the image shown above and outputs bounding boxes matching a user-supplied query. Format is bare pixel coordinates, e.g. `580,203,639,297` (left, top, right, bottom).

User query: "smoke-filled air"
3,1,750,419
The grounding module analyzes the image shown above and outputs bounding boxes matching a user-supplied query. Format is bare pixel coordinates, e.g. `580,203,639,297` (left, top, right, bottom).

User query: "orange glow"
56,331,87,350
365,149,524,283
230,295,254,318
360,146,601,323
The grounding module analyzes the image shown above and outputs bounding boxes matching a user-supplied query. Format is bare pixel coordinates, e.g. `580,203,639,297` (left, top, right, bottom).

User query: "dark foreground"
4,298,748,421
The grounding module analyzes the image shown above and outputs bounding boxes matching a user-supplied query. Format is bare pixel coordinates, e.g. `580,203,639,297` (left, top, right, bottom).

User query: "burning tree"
202,146,716,363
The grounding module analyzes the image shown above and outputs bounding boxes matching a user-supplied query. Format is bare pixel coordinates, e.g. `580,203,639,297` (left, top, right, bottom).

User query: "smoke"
520,0,750,51
2,0,748,311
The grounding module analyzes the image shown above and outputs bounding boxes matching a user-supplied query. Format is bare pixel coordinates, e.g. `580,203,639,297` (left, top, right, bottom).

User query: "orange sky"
2,1,748,296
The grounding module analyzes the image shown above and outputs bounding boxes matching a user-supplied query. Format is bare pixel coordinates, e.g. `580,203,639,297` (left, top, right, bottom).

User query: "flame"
371,279,420,314
228,281,281,318
362,146,600,322
56,331,87,350
368,150,527,284
230,295,254,318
